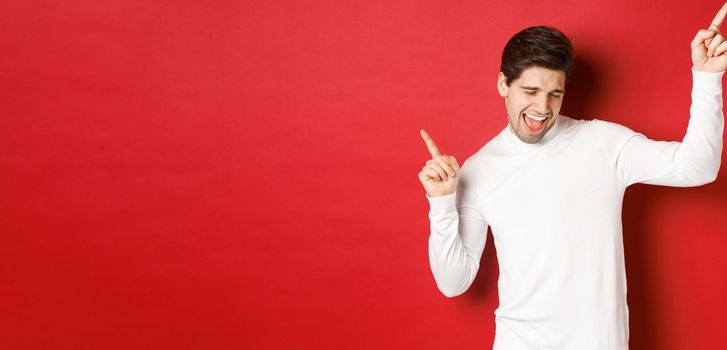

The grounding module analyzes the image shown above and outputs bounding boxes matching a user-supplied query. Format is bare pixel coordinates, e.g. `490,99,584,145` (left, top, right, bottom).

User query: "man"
417,4,727,349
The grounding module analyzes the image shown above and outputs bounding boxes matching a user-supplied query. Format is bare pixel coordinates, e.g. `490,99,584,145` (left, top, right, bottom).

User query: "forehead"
516,66,565,89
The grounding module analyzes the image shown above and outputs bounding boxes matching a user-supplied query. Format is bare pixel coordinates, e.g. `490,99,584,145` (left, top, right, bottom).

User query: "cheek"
508,100,523,116
509,95,527,109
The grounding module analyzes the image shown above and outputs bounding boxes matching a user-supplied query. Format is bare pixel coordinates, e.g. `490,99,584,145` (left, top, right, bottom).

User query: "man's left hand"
693,1,727,72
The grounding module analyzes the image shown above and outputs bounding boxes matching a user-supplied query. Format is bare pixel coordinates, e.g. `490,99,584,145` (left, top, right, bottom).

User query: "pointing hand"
417,129,461,197
692,1,727,72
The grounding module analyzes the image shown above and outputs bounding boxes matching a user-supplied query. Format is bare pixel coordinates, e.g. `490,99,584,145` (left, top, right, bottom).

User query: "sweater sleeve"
426,160,488,297
595,68,724,187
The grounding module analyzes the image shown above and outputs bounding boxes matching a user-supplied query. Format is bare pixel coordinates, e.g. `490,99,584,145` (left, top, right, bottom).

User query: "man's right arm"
426,162,489,298
417,129,489,297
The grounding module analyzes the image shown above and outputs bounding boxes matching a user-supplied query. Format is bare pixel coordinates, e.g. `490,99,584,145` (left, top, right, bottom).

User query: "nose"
533,94,550,115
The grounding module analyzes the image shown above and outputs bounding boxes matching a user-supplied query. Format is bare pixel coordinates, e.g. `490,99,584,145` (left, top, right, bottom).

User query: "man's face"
497,66,565,144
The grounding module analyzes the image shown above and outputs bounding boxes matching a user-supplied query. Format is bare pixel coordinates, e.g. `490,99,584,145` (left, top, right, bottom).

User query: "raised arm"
418,130,488,297
597,3,726,187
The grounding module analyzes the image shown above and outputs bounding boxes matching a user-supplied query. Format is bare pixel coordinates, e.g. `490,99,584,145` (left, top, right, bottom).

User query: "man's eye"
526,91,537,95
551,94,562,98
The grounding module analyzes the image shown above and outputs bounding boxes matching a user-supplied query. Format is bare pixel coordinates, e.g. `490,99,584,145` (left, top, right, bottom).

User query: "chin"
515,125,548,144
518,134,543,144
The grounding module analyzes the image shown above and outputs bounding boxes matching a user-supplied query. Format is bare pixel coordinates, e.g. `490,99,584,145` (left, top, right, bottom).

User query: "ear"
497,72,509,97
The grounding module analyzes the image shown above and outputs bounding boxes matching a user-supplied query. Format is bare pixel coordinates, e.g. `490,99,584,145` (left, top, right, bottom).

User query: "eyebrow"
519,86,565,94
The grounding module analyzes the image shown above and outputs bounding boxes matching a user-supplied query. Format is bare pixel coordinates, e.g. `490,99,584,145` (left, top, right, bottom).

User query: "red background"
1,0,726,349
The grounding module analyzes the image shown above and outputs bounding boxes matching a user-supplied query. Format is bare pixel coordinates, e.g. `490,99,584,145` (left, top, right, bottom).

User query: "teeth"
525,113,547,121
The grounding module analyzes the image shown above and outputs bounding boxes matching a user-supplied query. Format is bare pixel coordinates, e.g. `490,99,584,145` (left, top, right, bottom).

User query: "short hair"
500,26,573,86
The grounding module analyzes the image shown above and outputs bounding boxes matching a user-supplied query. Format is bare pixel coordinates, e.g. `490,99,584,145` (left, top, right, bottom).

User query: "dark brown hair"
500,26,573,86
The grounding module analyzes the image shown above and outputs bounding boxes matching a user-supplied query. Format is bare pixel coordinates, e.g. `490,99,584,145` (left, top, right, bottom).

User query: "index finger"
419,129,442,158
710,1,727,29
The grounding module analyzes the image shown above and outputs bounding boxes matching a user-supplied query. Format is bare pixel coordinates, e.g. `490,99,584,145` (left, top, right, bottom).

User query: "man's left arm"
609,69,723,187
600,3,727,187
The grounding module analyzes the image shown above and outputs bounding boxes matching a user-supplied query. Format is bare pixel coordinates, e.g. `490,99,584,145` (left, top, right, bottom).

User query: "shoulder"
464,134,505,169
589,118,638,137
461,145,492,175
454,134,504,189
556,115,632,134
577,117,645,162
557,115,640,141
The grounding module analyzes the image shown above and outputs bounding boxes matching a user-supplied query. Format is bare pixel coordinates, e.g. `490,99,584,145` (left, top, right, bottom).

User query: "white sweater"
426,69,723,349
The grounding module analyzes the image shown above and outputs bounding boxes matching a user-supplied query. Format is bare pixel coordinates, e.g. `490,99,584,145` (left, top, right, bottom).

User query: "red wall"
2,0,726,349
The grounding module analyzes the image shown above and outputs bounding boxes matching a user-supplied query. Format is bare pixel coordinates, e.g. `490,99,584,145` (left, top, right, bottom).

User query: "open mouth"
522,112,549,133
